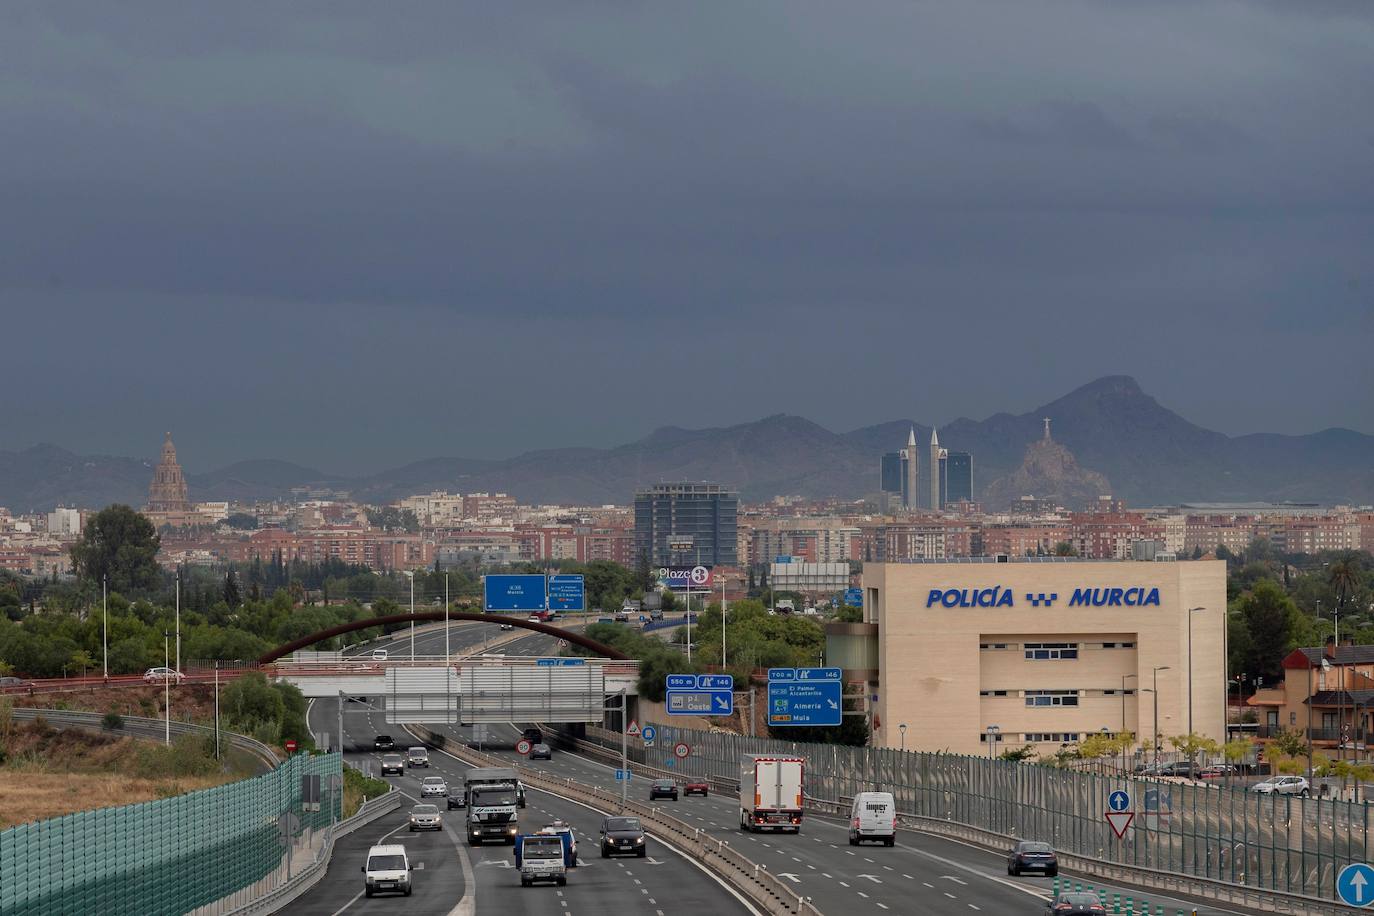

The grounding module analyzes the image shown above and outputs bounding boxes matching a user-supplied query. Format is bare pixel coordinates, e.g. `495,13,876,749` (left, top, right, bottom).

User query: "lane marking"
857,891,869,898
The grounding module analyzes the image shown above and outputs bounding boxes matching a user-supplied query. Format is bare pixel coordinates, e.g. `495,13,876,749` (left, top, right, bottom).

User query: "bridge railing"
268,656,641,677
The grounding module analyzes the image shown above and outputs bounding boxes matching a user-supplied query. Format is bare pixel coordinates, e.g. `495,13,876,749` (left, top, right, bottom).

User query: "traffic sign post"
614,769,632,782
767,667,843,727
1108,789,1130,812
484,574,548,612
516,739,532,756
284,739,297,754
674,742,691,759
547,575,586,612
1338,863,1374,907
641,725,657,748
666,674,734,716
626,720,641,737
1105,788,1133,839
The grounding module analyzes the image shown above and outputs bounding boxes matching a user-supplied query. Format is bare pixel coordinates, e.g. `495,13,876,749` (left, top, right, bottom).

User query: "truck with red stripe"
739,754,805,833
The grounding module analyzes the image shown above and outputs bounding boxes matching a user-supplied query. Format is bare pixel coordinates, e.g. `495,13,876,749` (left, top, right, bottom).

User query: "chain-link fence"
0,751,341,915
594,723,1370,904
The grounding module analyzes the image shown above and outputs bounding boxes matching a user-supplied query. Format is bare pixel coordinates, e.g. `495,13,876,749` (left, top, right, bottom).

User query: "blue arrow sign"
1108,790,1130,812
767,679,842,727
666,689,734,716
1339,863,1374,907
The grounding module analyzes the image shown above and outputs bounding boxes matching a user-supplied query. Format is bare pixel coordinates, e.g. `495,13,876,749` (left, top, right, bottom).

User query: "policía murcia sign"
925,586,1162,609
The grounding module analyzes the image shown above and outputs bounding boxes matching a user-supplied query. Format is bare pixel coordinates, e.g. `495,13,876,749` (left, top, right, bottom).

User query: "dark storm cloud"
1,0,1371,472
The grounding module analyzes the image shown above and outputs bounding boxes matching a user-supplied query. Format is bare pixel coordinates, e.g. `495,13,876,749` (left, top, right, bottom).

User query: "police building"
827,558,1226,757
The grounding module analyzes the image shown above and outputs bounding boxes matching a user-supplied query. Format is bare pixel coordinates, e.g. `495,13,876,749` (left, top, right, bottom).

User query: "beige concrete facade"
863,559,1226,756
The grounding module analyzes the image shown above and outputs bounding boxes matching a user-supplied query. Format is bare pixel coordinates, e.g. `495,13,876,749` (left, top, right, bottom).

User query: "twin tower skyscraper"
880,428,973,510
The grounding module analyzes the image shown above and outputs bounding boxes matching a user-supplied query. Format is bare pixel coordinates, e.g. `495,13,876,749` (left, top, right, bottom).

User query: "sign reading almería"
924,586,1162,609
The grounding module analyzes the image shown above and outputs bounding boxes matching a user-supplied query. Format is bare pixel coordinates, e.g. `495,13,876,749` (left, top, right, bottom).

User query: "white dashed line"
943,892,956,899
877,904,889,910
968,906,981,911
902,874,914,880
858,891,869,899
839,881,850,888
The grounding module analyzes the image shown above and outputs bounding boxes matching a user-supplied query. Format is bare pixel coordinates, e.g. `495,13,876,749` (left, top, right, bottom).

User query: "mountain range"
1,376,1371,511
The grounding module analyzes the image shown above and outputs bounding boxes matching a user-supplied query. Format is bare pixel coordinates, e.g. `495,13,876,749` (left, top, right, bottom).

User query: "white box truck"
739,754,805,833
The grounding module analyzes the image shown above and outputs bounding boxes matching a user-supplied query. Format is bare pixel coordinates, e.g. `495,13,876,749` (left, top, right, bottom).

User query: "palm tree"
1329,558,1361,610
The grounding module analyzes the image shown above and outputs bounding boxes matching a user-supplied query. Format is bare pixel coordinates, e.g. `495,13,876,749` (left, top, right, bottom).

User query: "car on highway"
408,804,442,832
648,778,678,801
650,609,664,621
374,735,395,751
1199,764,1237,780
538,820,578,866
420,776,448,797
1156,761,1201,778
381,754,405,776
599,816,647,857
1251,775,1310,796
613,611,630,622
142,667,185,684
371,648,388,662
530,743,552,760
0,676,32,689
527,614,542,624
684,778,709,797
1006,840,1058,877
407,746,430,768
500,623,514,630
522,727,543,743
1044,891,1106,914
363,843,411,897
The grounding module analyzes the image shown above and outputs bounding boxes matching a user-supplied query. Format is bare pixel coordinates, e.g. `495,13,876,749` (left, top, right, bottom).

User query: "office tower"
634,482,739,566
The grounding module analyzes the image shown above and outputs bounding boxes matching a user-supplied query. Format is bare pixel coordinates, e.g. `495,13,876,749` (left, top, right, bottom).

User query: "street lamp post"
1151,666,1170,769
899,723,907,753
163,632,171,746
1187,607,1205,737
102,576,108,680
444,573,450,662
407,571,416,662
1122,673,1138,773
175,574,181,674
986,725,1000,760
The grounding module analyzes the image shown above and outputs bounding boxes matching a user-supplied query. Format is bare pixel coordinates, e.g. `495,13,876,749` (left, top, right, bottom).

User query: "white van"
363,843,412,897
848,791,896,846
371,648,389,662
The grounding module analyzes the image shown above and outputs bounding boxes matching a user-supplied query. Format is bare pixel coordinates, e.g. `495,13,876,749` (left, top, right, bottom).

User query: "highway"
302,619,1255,915
300,621,756,916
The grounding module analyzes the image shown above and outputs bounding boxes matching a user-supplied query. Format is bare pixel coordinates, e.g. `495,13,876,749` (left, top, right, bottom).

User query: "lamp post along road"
175,575,181,674
1151,665,1170,769
101,576,108,680
899,723,907,753
163,632,171,747
1122,673,1138,774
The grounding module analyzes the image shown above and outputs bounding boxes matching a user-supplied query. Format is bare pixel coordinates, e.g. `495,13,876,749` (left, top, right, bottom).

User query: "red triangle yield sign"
1105,811,1134,839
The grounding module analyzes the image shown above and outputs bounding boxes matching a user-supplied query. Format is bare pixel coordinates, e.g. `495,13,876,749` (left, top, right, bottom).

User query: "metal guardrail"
215,783,402,916
564,724,1371,916
410,725,821,916
11,707,280,771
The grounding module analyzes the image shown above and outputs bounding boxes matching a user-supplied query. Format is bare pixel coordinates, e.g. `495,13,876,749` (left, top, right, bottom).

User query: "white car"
500,623,513,631
420,776,448,797
409,804,442,831
143,667,185,684
363,843,411,897
1251,775,1310,796
371,648,389,662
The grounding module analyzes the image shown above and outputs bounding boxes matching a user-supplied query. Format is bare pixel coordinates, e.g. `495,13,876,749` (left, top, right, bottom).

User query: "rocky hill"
2,376,1371,509
979,430,1113,510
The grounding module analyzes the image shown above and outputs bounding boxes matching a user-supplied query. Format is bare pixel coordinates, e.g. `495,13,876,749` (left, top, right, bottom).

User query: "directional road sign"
844,587,863,608
666,674,735,716
536,657,586,667
767,667,843,726
614,769,632,782
548,575,586,612
1339,863,1374,907
484,574,547,611
1108,789,1130,812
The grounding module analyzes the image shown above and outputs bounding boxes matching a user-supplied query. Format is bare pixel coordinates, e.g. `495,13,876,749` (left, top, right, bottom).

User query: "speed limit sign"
516,739,532,755
673,742,691,759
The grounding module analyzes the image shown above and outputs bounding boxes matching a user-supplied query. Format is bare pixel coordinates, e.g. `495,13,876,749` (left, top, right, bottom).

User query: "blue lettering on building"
923,586,1161,609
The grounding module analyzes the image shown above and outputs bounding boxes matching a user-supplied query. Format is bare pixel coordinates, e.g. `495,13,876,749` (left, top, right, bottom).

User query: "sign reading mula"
925,587,1161,609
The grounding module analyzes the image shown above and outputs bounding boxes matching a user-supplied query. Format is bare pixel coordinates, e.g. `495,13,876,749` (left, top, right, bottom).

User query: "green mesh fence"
0,752,341,916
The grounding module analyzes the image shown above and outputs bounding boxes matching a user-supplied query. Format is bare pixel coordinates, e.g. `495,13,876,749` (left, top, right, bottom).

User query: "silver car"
409,804,442,832
420,776,448,797
1251,775,1310,796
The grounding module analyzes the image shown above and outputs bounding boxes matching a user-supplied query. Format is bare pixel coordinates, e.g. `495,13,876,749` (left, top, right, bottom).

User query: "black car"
380,754,405,776
447,792,464,810
1157,761,1201,778
522,727,543,745
600,816,647,858
1007,840,1058,877
374,735,395,751
1045,892,1105,914
648,778,678,801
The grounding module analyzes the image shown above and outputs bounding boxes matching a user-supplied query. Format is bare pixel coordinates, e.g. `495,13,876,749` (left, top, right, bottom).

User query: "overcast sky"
2,1,1371,473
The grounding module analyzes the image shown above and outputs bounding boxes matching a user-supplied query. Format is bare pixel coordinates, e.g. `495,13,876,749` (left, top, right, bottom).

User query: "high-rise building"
944,451,973,505
880,452,904,496
147,432,190,513
879,429,921,509
634,483,738,567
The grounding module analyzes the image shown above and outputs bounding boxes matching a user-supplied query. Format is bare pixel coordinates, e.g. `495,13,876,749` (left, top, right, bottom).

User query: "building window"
1025,690,1079,707
1025,732,1082,742
1024,642,1079,660
979,643,1009,650
979,690,1009,697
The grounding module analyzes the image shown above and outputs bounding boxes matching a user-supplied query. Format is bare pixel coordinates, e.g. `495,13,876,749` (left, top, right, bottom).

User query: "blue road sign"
666,690,734,716
768,668,797,682
1338,863,1374,907
641,725,657,742
768,678,843,727
697,674,734,690
1108,790,1131,812
614,769,632,782
548,575,586,612
484,574,547,611
796,667,842,681
666,674,697,690
536,658,586,667
844,587,863,608
664,758,675,768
